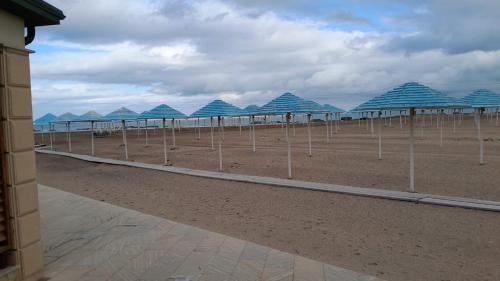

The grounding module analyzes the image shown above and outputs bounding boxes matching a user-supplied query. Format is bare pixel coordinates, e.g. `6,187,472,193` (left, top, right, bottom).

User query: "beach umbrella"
462,89,500,165
55,112,79,153
105,107,139,160
190,100,243,171
138,111,152,146
323,104,345,142
77,111,103,156
258,93,324,178
34,113,57,145
243,105,260,141
352,82,467,192
141,104,187,165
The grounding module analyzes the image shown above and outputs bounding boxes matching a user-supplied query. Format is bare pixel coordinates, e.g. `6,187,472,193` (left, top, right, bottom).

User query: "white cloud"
31,0,500,117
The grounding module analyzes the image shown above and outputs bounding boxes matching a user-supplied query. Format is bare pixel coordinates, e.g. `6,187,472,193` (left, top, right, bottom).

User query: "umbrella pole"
163,118,167,165
218,116,223,172
366,113,369,130
145,119,149,146
378,111,382,160
409,108,415,192
286,113,292,179
137,120,140,137
453,110,456,133
370,112,374,138
252,115,256,152
68,122,72,153
389,111,392,127
239,117,242,136
171,119,176,148
399,111,403,129
91,121,95,156
281,115,284,132
210,117,214,150
440,109,443,147
41,126,44,144
326,113,329,143
335,113,339,133
292,114,296,136
476,109,484,165
122,120,128,160
50,124,53,150
198,118,201,140
222,117,225,140
307,114,312,157
496,108,499,126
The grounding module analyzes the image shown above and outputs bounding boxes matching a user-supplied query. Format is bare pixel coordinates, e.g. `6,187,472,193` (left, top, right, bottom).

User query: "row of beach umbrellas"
34,82,500,193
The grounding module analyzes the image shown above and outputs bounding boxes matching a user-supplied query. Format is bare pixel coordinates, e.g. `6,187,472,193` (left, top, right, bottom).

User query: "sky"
30,0,500,118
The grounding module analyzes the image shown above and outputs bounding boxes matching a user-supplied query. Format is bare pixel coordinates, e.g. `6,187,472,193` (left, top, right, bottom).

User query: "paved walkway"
37,149,500,213
40,185,383,281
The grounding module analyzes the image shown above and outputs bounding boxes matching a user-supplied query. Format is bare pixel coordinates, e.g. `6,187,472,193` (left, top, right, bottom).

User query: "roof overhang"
0,0,65,26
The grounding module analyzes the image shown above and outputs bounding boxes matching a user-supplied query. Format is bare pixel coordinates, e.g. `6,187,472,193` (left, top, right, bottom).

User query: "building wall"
0,11,43,281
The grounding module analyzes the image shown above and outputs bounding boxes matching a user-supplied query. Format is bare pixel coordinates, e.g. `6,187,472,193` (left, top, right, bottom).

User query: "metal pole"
137,120,140,137
91,121,95,156
252,115,256,152
409,108,415,192
286,113,292,179
439,109,443,147
68,122,72,153
453,109,456,133
218,116,223,172
210,117,214,150
292,114,296,136
307,114,312,157
239,116,242,136
370,112,374,138
326,113,330,143
197,118,201,140
378,111,382,160
476,109,484,165
399,111,403,129
122,120,128,160
49,124,53,150
171,119,176,148
496,108,499,126
163,118,167,165
145,119,149,146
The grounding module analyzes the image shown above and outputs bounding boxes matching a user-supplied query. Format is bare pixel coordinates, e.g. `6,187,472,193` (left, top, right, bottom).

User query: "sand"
37,116,500,201
37,153,500,281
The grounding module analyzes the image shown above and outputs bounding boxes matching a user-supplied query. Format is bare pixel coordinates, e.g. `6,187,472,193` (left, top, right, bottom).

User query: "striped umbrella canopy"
190,100,243,118
56,112,79,122
243,105,261,116
77,110,103,121
104,107,139,121
322,104,345,113
461,89,500,108
257,92,324,115
141,104,187,119
34,113,57,126
353,82,467,111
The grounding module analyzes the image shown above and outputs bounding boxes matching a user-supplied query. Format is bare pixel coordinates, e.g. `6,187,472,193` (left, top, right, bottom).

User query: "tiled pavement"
37,150,500,212
39,185,383,281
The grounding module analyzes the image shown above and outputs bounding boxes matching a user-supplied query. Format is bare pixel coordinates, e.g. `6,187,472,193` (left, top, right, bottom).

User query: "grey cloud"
326,11,372,25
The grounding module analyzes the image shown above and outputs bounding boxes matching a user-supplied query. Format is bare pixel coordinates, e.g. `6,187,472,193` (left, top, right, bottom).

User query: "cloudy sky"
31,0,500,118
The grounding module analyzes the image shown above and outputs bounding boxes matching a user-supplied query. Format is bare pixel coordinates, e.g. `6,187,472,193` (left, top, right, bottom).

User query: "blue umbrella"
462,89,500,165
141,104,187,164
55,112,79,153
77,111,103,156
190,100,244,172
353,82,469,192
322,104,345,141
104,107,139,160
34,113,57,147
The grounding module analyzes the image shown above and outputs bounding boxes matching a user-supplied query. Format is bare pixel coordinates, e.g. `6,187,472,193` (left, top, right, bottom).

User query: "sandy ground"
37,153,500,281
37,115,500,201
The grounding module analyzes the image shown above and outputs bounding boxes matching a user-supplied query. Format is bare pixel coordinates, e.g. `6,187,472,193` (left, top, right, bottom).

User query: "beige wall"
0,10,25,50
0,11,43,281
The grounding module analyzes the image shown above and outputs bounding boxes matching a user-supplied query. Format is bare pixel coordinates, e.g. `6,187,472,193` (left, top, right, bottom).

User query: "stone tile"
20,241,43,278
14,180,38,216
7,87,32,118
292,256,324,281
17,211,41,247
39,185,382,281
9,119,34,152
11,150,36,184
5,51,30,87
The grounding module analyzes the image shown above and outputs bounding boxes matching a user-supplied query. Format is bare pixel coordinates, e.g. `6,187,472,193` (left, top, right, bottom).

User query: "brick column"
0,45,42,281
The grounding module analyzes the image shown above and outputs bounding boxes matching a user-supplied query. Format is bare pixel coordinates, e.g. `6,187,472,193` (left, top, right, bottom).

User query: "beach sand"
37,153,500,281
37,116,500,201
